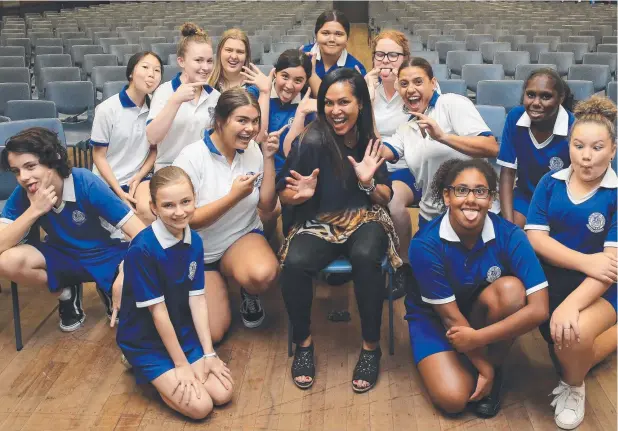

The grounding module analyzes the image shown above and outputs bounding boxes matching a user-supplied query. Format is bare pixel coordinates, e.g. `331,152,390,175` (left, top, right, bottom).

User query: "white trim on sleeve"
189,289,205,296
136,296,165,308
421,295,456,305
604,241,618,248
115,210,135,229
524,224,550,231
526,281,548,296
0,218,14,224
496,159,517,169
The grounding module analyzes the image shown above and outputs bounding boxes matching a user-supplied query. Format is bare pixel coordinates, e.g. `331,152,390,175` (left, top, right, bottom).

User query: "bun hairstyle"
177,22,211,58
398,56,434,80
572,95,617,142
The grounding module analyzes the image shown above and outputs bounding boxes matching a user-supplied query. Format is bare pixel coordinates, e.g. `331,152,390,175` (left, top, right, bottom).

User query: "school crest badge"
486,266,502,283
549,157,564,171
72,210,86,225
287,116,295,126
208,106,215,117
587,212,605,233
247,171,263,188
189,261,197,281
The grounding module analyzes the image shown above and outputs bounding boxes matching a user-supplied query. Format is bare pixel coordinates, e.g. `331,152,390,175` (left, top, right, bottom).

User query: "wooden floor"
0,25,615,431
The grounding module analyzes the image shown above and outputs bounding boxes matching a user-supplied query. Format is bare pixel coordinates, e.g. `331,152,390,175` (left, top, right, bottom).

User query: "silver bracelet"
358,179,376,194
203,352,217,358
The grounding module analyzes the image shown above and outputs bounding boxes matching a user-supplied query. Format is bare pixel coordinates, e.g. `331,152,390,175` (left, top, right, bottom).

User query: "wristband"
203,352,217,358
358,179,376,195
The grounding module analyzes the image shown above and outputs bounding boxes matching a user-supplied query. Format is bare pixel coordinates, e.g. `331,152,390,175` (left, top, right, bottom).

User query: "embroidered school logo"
287,116,295,126
247,171,263,188
587,212,605,233
549,157,564,171
208,106,215,117
486,266,502,283
72,210,86,225
188,261,197,281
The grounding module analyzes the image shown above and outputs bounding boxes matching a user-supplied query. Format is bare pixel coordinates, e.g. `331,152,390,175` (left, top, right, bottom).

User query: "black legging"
281,222,388,344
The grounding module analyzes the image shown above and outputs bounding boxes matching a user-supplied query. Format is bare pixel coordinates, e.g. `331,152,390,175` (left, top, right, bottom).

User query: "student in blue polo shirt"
173,87,281,337
406,158,548,418
302,10,367,96
146,23,220,171
525,96,617,430
498,69,575,228
91,51,163,225
117,166,233,420
0,127,144,332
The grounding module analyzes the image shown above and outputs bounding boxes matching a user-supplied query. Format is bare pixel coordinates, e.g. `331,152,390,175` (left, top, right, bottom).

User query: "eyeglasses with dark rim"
446,185,492,199
373,51,404,61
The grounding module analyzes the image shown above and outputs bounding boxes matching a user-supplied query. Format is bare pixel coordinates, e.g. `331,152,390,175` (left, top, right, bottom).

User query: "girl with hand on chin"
91,51,163,225
365,29,421,299
277,68,400,393
117,167,233,421
498,69,575,228
173,88,282,337
405,158,548,418
301,10,366,96
146,23,219,171
525,96,617,430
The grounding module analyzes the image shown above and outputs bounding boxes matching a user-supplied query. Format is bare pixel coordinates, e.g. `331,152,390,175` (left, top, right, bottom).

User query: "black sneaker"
323,273,352,286
385,263,411,300
240,287,265,328
96,286,116,324
475,367,503,418
58,284,86,332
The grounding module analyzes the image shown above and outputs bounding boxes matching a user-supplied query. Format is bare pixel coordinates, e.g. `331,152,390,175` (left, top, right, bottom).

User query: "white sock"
58,287,71,301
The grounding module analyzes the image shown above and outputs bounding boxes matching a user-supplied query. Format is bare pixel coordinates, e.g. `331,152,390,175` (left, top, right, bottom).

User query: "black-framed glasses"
374,51,404,61
446,185,492,199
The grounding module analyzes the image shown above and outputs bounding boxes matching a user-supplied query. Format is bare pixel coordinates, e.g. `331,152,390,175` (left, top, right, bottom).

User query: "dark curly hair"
0,127,71,178
430,158,498,213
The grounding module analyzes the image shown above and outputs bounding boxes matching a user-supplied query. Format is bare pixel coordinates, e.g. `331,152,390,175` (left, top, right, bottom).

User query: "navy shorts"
512,188,530,219
37,241,127,294
405,296,455,365
204,228,265,272
119,173,152,194
122,344,204,384
539,263,617,344
388,169,422,205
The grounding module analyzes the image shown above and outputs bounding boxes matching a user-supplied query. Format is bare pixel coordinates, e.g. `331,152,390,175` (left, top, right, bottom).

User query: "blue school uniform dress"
496,105,575,217
0,168,133,294
525,167,617,342
405,211,548,365
268,87,315,173
117,219,206,384
301,43,366,78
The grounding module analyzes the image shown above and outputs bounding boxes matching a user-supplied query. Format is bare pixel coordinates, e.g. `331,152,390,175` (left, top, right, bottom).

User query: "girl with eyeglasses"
405,158,549,418
365,30,422,299
525,96,617,430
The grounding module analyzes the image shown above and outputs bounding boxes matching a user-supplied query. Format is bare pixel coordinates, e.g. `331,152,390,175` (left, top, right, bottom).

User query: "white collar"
62,174,76,202
516,105,570,136
270,85,302,104
552,166,618,189
151,218,192,249
439,209,496,244
310,43,348,66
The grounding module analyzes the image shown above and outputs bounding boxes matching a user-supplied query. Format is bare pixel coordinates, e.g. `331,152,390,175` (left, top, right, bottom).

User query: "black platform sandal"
352,347,382,393
291,343,315,390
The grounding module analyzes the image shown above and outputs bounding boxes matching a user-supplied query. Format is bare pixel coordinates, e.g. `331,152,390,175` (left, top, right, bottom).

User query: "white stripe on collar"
439,209,496,244
151,218,192,249
516,105,570,136
552,166,618,189
309,43,348,67
270,85,302,103
62,174,76,202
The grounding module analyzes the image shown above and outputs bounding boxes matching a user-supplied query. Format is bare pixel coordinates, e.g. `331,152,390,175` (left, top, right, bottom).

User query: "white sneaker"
550,380,585,430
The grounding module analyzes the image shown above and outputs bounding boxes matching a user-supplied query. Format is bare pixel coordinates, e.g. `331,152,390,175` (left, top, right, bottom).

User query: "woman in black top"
277,68,401,393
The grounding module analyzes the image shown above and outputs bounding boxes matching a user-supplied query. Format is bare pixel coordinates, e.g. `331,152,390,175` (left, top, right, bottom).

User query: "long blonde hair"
207,28,251,91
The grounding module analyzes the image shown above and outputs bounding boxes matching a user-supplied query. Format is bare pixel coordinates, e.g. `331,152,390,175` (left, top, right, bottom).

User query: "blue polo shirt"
301,43,366,78
525,167,618,253
497,105,575,202
409,211,548,308
268,87,315,172
0,168,133,253
117,219,205,353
